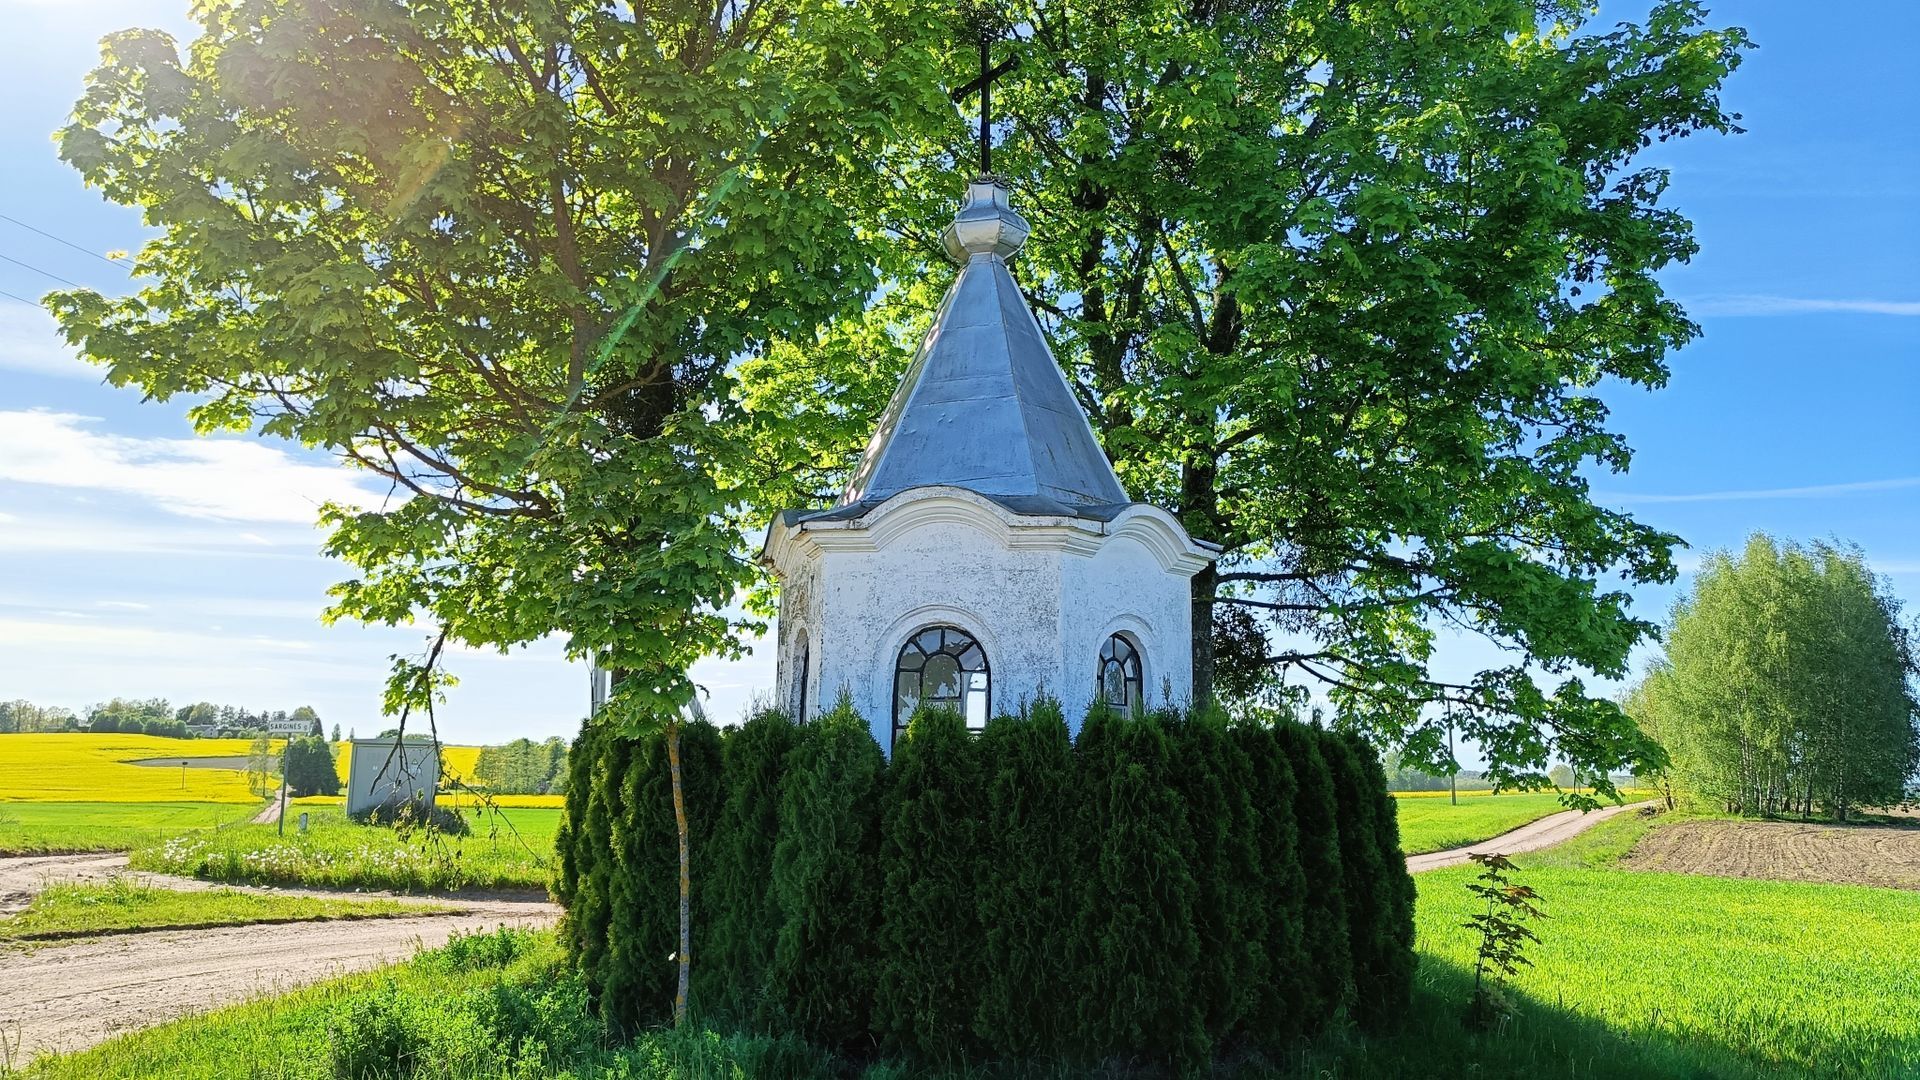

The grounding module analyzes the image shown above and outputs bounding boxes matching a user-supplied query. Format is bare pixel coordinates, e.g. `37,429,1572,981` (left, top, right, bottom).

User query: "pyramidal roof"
834,180,1129,519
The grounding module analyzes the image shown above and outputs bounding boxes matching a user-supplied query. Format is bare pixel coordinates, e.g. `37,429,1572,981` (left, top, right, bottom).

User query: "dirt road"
1406,800,1652,873
0,853,557,1061
0,852,133,916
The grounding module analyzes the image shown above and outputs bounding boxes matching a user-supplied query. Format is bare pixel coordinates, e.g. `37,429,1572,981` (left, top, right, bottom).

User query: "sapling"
1462,852,1546,1030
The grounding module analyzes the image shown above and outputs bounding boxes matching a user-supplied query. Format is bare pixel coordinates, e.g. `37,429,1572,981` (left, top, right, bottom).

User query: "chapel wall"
813,517,1064,752
1056,532,1196,723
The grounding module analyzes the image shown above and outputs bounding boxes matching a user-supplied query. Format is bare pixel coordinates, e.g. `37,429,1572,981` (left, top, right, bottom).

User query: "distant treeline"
1380,751,1497,793
473,737,569,795
0,697,324,738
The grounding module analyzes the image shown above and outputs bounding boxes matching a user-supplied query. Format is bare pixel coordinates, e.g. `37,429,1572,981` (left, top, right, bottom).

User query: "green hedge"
974,699,1077,1056
557,704,1414,1068
768,700,885,1050
699,709,799,1028
875,706,988,1062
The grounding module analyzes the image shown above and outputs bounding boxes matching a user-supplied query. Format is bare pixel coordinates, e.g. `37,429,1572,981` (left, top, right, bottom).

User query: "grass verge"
0,878,448,943
128,806,560,893
0,801,260,856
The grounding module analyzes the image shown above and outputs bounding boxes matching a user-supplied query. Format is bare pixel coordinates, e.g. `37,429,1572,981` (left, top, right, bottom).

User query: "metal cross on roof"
949,18,1020,176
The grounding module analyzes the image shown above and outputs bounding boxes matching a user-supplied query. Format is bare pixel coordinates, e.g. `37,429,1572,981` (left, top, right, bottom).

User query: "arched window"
1098,634,1143,713
893,625,989,744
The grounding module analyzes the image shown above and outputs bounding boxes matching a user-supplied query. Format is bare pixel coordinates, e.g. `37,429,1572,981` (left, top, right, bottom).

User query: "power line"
1,288,45,309
0,212,133,269
0,251,83,289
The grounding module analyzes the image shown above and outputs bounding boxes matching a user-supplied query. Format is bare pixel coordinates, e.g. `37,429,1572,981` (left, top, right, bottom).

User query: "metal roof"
837,180,1128,516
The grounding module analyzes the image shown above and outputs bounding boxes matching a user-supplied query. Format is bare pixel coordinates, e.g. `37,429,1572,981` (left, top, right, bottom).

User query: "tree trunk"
1190,562,1217,708
668,721,691,1027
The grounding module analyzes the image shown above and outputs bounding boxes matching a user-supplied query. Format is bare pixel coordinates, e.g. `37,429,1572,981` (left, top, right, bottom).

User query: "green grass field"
30,810,1920,1080
0,879,446,942
0,801,259,856
1419,813,1920,1078
128,806,561,893
1392,791,1578,855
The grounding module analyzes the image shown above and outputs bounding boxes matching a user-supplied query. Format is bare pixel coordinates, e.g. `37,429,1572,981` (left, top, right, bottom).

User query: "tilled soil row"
1621,817,1920,891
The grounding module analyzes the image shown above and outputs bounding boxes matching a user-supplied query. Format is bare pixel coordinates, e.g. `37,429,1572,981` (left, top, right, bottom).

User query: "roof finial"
941,178,1029,263
949,7,1019,181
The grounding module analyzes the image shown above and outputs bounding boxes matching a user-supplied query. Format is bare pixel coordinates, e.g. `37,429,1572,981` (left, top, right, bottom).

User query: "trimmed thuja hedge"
555,700,1414,1068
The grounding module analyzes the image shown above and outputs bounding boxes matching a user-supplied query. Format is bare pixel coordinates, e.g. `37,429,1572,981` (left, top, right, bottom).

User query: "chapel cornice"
763,486,1217,578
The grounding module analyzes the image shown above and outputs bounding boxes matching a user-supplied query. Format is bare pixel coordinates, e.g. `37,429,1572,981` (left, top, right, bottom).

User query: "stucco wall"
766,488,1210,753
1057,531,1195,719
774,550,824,722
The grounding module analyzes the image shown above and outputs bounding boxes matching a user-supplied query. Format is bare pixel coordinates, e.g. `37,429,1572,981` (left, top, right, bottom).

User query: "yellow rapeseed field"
0,734,267,803
0,735,556,808
325,742,485,791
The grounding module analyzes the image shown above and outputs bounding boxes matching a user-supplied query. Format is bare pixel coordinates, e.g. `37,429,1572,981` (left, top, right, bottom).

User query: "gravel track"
1404,800,1651,873
0,852,557,1063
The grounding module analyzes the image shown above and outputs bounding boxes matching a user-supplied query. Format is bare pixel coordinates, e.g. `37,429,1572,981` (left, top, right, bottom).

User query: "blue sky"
0,1,1913,746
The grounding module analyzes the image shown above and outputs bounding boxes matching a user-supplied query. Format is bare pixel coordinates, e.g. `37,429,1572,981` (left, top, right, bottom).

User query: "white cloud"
1688,295,1920,317
1602,477,1920,505
95,600,150,611
0,410,385,523
0,514,316,556
0,304,97,379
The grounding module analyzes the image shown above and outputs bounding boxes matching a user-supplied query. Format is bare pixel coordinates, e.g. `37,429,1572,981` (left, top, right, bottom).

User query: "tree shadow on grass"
1259,954,1886,1080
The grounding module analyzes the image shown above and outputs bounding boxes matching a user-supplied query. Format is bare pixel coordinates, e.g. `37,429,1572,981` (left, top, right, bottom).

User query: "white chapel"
761,178,1219,751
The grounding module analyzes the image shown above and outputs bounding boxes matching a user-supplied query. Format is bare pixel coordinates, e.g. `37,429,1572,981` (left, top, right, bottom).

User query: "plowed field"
1622,818,1920,891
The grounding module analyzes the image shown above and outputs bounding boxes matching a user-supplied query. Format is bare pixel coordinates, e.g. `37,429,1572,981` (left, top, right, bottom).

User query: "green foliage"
738,0,1753,792
973,699,1077,1057
324,931,600,1080
602,731,679,1035
569,733,633,997
1072,706,1203,1065
1627,534,1920,818
552,719,603,913
83,698,179,737
600,720,724,1035
49,0,956,721
699,709,799,1027
1461,852,1546,1031
874,706,987,1063
0,699,80,733
1230,722,1307,1048
558,702,1412,1068
473,737,569,795
282,736,341,798
1333,731,1417,1030
347,797,470,837
291,706,323,737
768,699,885,1049
1164,711,1262,1043
1274,721,1351,1029
35,891,1920,1080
